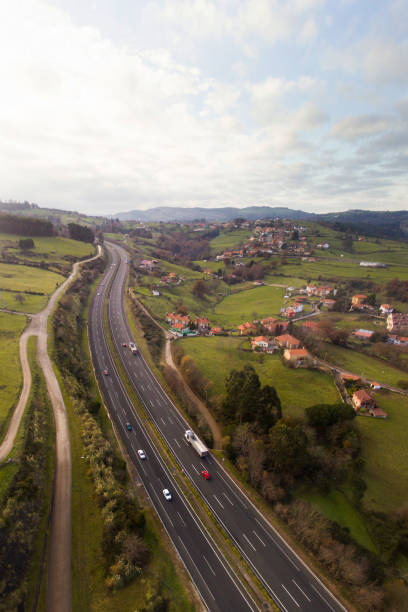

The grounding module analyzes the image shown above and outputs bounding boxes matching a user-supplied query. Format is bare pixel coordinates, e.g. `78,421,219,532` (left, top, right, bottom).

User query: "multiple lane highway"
88,241,347,612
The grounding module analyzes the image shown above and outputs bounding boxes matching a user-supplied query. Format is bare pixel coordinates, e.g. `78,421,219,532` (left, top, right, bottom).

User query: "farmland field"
279,259,408,283
212,285,285,326
0,234,95,263
359,391,408,512
321,342,406,387
209,229,252,254
179,336,339,419
0,312,26,436
0,262,65,298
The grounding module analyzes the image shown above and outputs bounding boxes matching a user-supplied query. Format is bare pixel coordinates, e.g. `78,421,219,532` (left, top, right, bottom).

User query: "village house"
170,322,190,335
387,334,408,345
237,322,257,335
352,389,377,412
380,304,393,315
353,328,375,340
139,259,157,271
166,312,190,327
195,316,210,332
387,313,408,332
275,334,301,349
321,298,336,309
370,382,382,390
315,286,334,297
352,294,367,307
283,348,311,366
251,336,269,350
261,318,288,334
209,326,222,335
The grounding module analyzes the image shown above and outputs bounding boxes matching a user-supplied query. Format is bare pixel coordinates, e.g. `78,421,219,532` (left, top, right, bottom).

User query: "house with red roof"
352,389,376,412
284,348,311,366
238,322,257,335
196,317,210,332
380,304,393,315
275,334,301,349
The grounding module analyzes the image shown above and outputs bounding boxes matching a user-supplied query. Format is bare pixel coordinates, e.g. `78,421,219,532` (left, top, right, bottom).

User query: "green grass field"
209,229,252,254
299,487,377,553
0,262,65,294
180,336,339,419
212,285,285,326
314,312,384,333
279,259,408,283
0,312,27,437
0,234,95,263
321,342,406,386
359,391,408,513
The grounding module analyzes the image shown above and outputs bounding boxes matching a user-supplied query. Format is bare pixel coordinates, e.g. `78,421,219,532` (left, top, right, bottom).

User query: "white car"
137,449,146,460
162,488,172,501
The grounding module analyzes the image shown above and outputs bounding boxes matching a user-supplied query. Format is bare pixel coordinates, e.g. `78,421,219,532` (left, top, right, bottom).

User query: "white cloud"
331,114,394,141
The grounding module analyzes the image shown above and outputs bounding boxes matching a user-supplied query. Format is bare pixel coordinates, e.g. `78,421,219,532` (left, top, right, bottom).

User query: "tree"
222,365,261,424
267,421,308,478
192,279,207,298
306,403,355,430
14,293,25,304
255,385,282,434
19,238,34,250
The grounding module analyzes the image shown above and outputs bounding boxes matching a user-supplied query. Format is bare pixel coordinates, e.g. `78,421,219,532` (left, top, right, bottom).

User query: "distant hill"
116,206,316,222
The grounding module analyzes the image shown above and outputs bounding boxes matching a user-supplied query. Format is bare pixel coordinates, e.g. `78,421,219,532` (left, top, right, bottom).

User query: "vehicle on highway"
137,449,146,460
201,470,211,480
184,429,209,457
163,488,172,501
103,369,109,375
122,342,127,347
129,342,138,354
126,422,132,431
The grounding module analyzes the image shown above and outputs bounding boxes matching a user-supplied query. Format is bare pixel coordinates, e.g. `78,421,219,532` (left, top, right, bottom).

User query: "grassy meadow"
212,285,285,326
179,336,339,419
0,312,27,438
321,342,406,386
359,391,408,513
0,234,95,263
209,229,252,254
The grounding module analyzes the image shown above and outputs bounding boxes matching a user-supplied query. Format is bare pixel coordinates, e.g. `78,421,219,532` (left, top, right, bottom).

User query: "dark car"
126,422,132,431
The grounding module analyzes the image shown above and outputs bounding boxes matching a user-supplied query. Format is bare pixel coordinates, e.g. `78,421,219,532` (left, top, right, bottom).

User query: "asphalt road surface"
91,242,347,612
88,251,257,612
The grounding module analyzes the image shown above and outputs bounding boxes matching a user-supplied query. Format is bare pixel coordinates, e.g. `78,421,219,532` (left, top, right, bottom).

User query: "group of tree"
0,212,53,236
386,278,408,302
67,222,95,243
53,256,150,590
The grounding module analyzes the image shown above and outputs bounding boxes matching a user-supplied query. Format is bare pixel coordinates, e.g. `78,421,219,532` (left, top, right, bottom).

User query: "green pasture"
321,343,406,386
212,285,285,326
0,290,48,313
359,391,408,512
316,313,384,333
0,234,95,262
0,262,65,296
179,336,339,419
299,487,377,553
279,259,408,283
209,229,251,254
0,312,27,437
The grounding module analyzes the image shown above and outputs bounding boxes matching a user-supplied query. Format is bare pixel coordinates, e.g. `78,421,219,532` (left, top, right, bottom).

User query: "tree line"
0,212,53,236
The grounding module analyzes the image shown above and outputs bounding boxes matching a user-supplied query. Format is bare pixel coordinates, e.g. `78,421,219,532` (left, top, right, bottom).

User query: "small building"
387,313,408,332
171,322,190,335
166,312,190,328
275,334,301,349
209,326,222,335
321,298,336,309
352,294,367,307
353,329,375,340
196,317,210,332
251,336,269,351
370,382,382,390
380,304,393,315
352,389,376,412
284,348,311,366
238,322,257,335
368,406,388,418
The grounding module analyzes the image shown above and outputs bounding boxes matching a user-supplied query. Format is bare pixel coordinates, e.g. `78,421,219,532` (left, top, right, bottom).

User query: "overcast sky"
0,1,407,216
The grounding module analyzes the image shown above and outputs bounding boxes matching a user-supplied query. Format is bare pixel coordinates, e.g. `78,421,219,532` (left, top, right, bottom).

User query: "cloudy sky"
0,0,407,216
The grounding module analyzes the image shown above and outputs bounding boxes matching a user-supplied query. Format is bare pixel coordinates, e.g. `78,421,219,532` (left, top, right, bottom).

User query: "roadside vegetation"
0,337,55,612
0,312,27,439
52,252,193,610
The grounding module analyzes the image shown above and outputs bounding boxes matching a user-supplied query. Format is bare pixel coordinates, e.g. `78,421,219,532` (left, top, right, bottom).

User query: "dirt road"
0,247,101,612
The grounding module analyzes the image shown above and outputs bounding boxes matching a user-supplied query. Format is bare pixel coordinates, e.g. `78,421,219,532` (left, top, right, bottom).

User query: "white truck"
184,430,209,457
129,342,138,354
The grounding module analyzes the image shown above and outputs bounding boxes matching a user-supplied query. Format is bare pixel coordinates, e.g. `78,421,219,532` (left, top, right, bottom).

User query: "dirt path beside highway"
0,247,101,612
